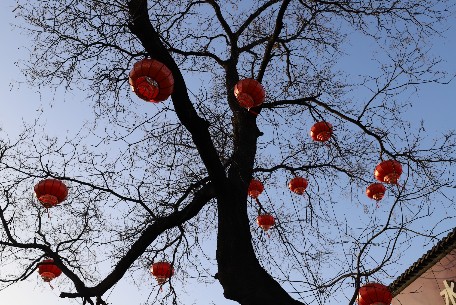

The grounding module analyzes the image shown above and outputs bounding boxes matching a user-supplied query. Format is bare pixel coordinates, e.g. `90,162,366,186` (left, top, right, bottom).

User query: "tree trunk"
216,186,304,305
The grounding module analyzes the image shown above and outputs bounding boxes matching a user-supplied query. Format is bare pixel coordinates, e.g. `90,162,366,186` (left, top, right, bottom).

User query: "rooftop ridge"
389,227,456,296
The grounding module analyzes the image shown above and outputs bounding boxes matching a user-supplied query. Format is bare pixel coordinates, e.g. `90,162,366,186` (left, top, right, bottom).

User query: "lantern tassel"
248,108,259,116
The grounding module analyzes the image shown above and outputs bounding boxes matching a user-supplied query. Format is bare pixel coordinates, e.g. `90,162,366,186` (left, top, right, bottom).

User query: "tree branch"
60,182,215,299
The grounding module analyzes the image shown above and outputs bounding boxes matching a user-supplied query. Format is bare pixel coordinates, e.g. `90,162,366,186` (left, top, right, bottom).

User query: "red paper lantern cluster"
37,259,62,283
256,214,275,232
357,283,392,305
365,160,403,205
310,122,333,142
129,59,174,103
288,177,308,195
150,261,174,285
248,179,264,199
374,160,402,184
34,179,68,208
234,78,265,109
366,183,386,201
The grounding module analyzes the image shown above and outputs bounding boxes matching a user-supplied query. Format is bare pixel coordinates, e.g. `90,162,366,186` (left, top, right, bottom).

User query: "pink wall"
392,248,456,305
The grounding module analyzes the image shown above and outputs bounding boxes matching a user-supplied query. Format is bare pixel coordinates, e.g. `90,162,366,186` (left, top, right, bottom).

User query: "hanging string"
255,198,266,213
305,200,315,226
305,204,308,223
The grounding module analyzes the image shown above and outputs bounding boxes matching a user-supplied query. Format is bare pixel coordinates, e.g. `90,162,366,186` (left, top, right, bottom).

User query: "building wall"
392,249,456,305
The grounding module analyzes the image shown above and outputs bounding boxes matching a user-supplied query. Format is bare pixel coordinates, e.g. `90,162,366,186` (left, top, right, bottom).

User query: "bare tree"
1,1,455,304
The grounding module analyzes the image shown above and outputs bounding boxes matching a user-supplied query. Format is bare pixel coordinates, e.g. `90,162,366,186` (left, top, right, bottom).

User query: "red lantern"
256,214,275,232
248,179,264,199
34,179,68,208
357,283,392,305
234,78,265,109
288,177,308,195
310,122,333,142
150,262,174,285
374,160,402,184
37,259,62,283
129,59,174,103
366,183,386,201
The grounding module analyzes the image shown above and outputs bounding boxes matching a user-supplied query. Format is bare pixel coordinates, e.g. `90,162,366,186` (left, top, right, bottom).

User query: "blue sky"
0,1,455,305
